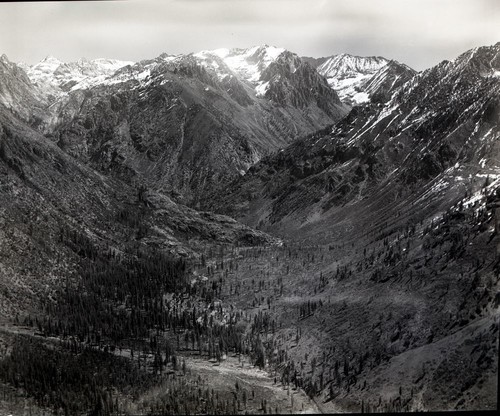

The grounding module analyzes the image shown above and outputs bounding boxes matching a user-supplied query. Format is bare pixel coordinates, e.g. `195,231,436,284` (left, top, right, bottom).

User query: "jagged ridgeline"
0,42,499,415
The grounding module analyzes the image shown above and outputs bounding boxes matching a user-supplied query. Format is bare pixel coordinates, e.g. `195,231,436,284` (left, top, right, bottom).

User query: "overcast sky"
0,0,498,70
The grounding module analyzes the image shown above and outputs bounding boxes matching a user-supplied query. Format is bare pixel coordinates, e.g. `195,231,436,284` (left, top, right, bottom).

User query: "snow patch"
351,91,370,104
255,81,270,97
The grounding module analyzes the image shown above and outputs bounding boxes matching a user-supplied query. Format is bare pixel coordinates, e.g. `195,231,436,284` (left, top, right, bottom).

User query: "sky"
0,0,499,71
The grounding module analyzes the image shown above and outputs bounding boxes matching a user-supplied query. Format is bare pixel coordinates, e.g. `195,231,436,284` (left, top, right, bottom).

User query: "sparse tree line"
2,182,498,414
2,222,294,414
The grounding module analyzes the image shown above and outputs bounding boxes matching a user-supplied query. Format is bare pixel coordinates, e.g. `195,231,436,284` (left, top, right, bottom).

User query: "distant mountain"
195,45,343,112
301,55,329,68
17,45,347,205
25,56,133,100
306,53,416,105
317,53,389,79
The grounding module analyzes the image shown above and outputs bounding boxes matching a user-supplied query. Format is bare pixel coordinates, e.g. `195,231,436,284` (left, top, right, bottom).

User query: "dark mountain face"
260,51,342,111
300,55,330,68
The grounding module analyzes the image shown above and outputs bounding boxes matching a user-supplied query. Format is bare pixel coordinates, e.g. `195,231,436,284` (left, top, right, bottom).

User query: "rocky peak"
317,53,389,79
452,43,500,77
0,53,11,65
312,52,414,105
260,50,343,109
192,45,342,109
359,60,417,104
195,44,286,85
32,55,63,73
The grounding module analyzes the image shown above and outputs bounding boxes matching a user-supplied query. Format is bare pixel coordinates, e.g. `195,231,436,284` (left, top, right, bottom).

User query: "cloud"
0,0,498,70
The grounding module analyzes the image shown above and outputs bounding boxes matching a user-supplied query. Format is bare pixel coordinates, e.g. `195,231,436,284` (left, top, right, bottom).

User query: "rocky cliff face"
0,54,48,127
259,50,342,112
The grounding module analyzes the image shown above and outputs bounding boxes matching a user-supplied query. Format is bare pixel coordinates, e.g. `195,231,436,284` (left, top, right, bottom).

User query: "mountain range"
0,42,499,414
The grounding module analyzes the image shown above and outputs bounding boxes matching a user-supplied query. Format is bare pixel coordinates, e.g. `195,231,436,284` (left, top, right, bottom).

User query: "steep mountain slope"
0,44,344,317
205,43,500,411
215,43,500,236
308,53,416,105
358,60,417,104
0,102,276,319
0,99,286,415
0,54,48,127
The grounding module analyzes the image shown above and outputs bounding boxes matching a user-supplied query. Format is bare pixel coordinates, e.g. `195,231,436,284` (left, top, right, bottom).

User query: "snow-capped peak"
85,58,133,72
318,54,389,80
210,48,231,59
451,42,500,78
31,56,63,73
25,56,135,99
197,45,285,77
194,45,286,97
315,53,396,105
0,54,11,65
